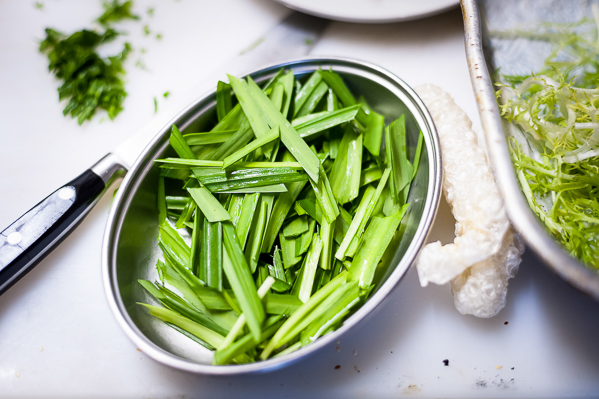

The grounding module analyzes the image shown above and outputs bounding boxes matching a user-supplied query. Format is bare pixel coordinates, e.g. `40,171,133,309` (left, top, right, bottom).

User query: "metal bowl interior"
102,57,442,374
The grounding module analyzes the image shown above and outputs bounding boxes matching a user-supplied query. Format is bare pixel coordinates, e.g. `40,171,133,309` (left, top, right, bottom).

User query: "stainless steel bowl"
461,0,599,298
102,57,442,374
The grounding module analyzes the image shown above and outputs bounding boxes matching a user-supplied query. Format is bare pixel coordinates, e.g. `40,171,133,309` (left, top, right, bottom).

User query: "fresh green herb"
140,70,422,364
143,25,151,35
156,33,162,40
154,97,158,113
35,2,44,10
147,7,155,16
97,0,139,27
39,1,140,124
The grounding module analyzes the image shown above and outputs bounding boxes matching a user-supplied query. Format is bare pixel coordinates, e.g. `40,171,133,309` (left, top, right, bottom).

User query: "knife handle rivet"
58,187,76,200
7,232,22,245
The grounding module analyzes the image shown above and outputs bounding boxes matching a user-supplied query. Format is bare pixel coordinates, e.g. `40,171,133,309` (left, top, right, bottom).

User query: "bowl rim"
101,56,443,375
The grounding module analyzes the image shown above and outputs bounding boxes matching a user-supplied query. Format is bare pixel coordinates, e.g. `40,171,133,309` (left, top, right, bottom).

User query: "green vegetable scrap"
141,69,424,364
495,9,599,269
39,1,139,124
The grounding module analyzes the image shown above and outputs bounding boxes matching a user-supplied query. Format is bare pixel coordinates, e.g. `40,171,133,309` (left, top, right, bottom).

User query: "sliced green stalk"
219,277,275,350
329,126,363,204
295,81,329,118
156,158,223,168
293,71,322,117
333,207,352,245
260,271,348,359
320,218,335,270
222,223,265,341
292,105,361,139
245,76,321,182
169,125,197,160
364,111,384,156
295,218,316,257
349,206,407,288
385,115,413,202
279,232,302,268
228,75,270,137
175,199,195,229
140,304,225,349
158,222,190,268
222,127,280,168
297,234,323,303
245,198,268,273
336,168,391,260
309,165,340,223
327,88,338,111
282,215,308,237
300,281,360,345
235,193,260,249
199,220,222,291
193,166,307,193
218,184,288,194
210,122,255,161
346,168,391,258
187,187,231,222
184,130,236,145
320,70,368,125
264,293,301,315
261,153,309,253
412,130,424,179
216,81,232,121
158,177,167,221
214,316,284,365
360,164,383,186
156,260,208,312
139,280,228,336
189,211,203,276
227,194,245,228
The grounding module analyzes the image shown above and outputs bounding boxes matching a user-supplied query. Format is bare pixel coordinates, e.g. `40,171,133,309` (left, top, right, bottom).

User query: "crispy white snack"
414,84,524,318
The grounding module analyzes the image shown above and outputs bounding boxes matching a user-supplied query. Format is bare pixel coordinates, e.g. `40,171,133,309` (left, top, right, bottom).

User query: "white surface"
274,0,459,23
1,1,599,398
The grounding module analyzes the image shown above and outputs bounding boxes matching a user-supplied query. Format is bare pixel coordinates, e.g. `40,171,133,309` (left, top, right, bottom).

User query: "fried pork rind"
414,84,524,318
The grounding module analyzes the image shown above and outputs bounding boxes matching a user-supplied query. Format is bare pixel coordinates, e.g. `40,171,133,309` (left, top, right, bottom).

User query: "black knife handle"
0,154,125,295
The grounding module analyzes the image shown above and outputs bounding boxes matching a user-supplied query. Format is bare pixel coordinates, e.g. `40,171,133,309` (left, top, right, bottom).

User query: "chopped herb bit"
97,0,139,27
147,7,155,16
154,97,158,113
143,25,151,35
39,0,141,124
156,33,162,40
35,2,44,10
163,91,170,98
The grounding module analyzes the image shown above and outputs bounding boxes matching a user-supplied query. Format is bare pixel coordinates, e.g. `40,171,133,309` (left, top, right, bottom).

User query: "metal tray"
461,0,599,299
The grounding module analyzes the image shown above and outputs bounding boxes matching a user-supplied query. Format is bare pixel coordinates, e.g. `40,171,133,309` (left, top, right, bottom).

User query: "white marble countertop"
1,1,599,398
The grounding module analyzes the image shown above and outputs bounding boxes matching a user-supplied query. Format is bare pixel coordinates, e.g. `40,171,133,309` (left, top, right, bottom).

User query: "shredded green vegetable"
495,10,599,269
140,69,424,364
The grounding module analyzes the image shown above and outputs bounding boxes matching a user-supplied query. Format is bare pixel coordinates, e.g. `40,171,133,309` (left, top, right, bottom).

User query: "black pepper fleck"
504,321,509,325
443,359,449,366
334,365,341,370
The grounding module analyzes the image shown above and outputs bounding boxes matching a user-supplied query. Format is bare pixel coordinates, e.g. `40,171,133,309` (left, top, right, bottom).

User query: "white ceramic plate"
274,0,459,23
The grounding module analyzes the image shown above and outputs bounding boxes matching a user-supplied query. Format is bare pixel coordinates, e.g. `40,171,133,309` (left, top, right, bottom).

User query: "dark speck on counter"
334,365,341,370
443,359,449,366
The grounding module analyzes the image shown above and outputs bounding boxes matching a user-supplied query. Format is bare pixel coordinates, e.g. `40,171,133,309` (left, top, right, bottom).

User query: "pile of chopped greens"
139,69,423,364
496,10,599,269
39,1,139,124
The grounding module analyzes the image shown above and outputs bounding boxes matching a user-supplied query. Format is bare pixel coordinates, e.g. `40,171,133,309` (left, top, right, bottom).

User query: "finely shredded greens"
140,69,423,364
495,9,599,269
